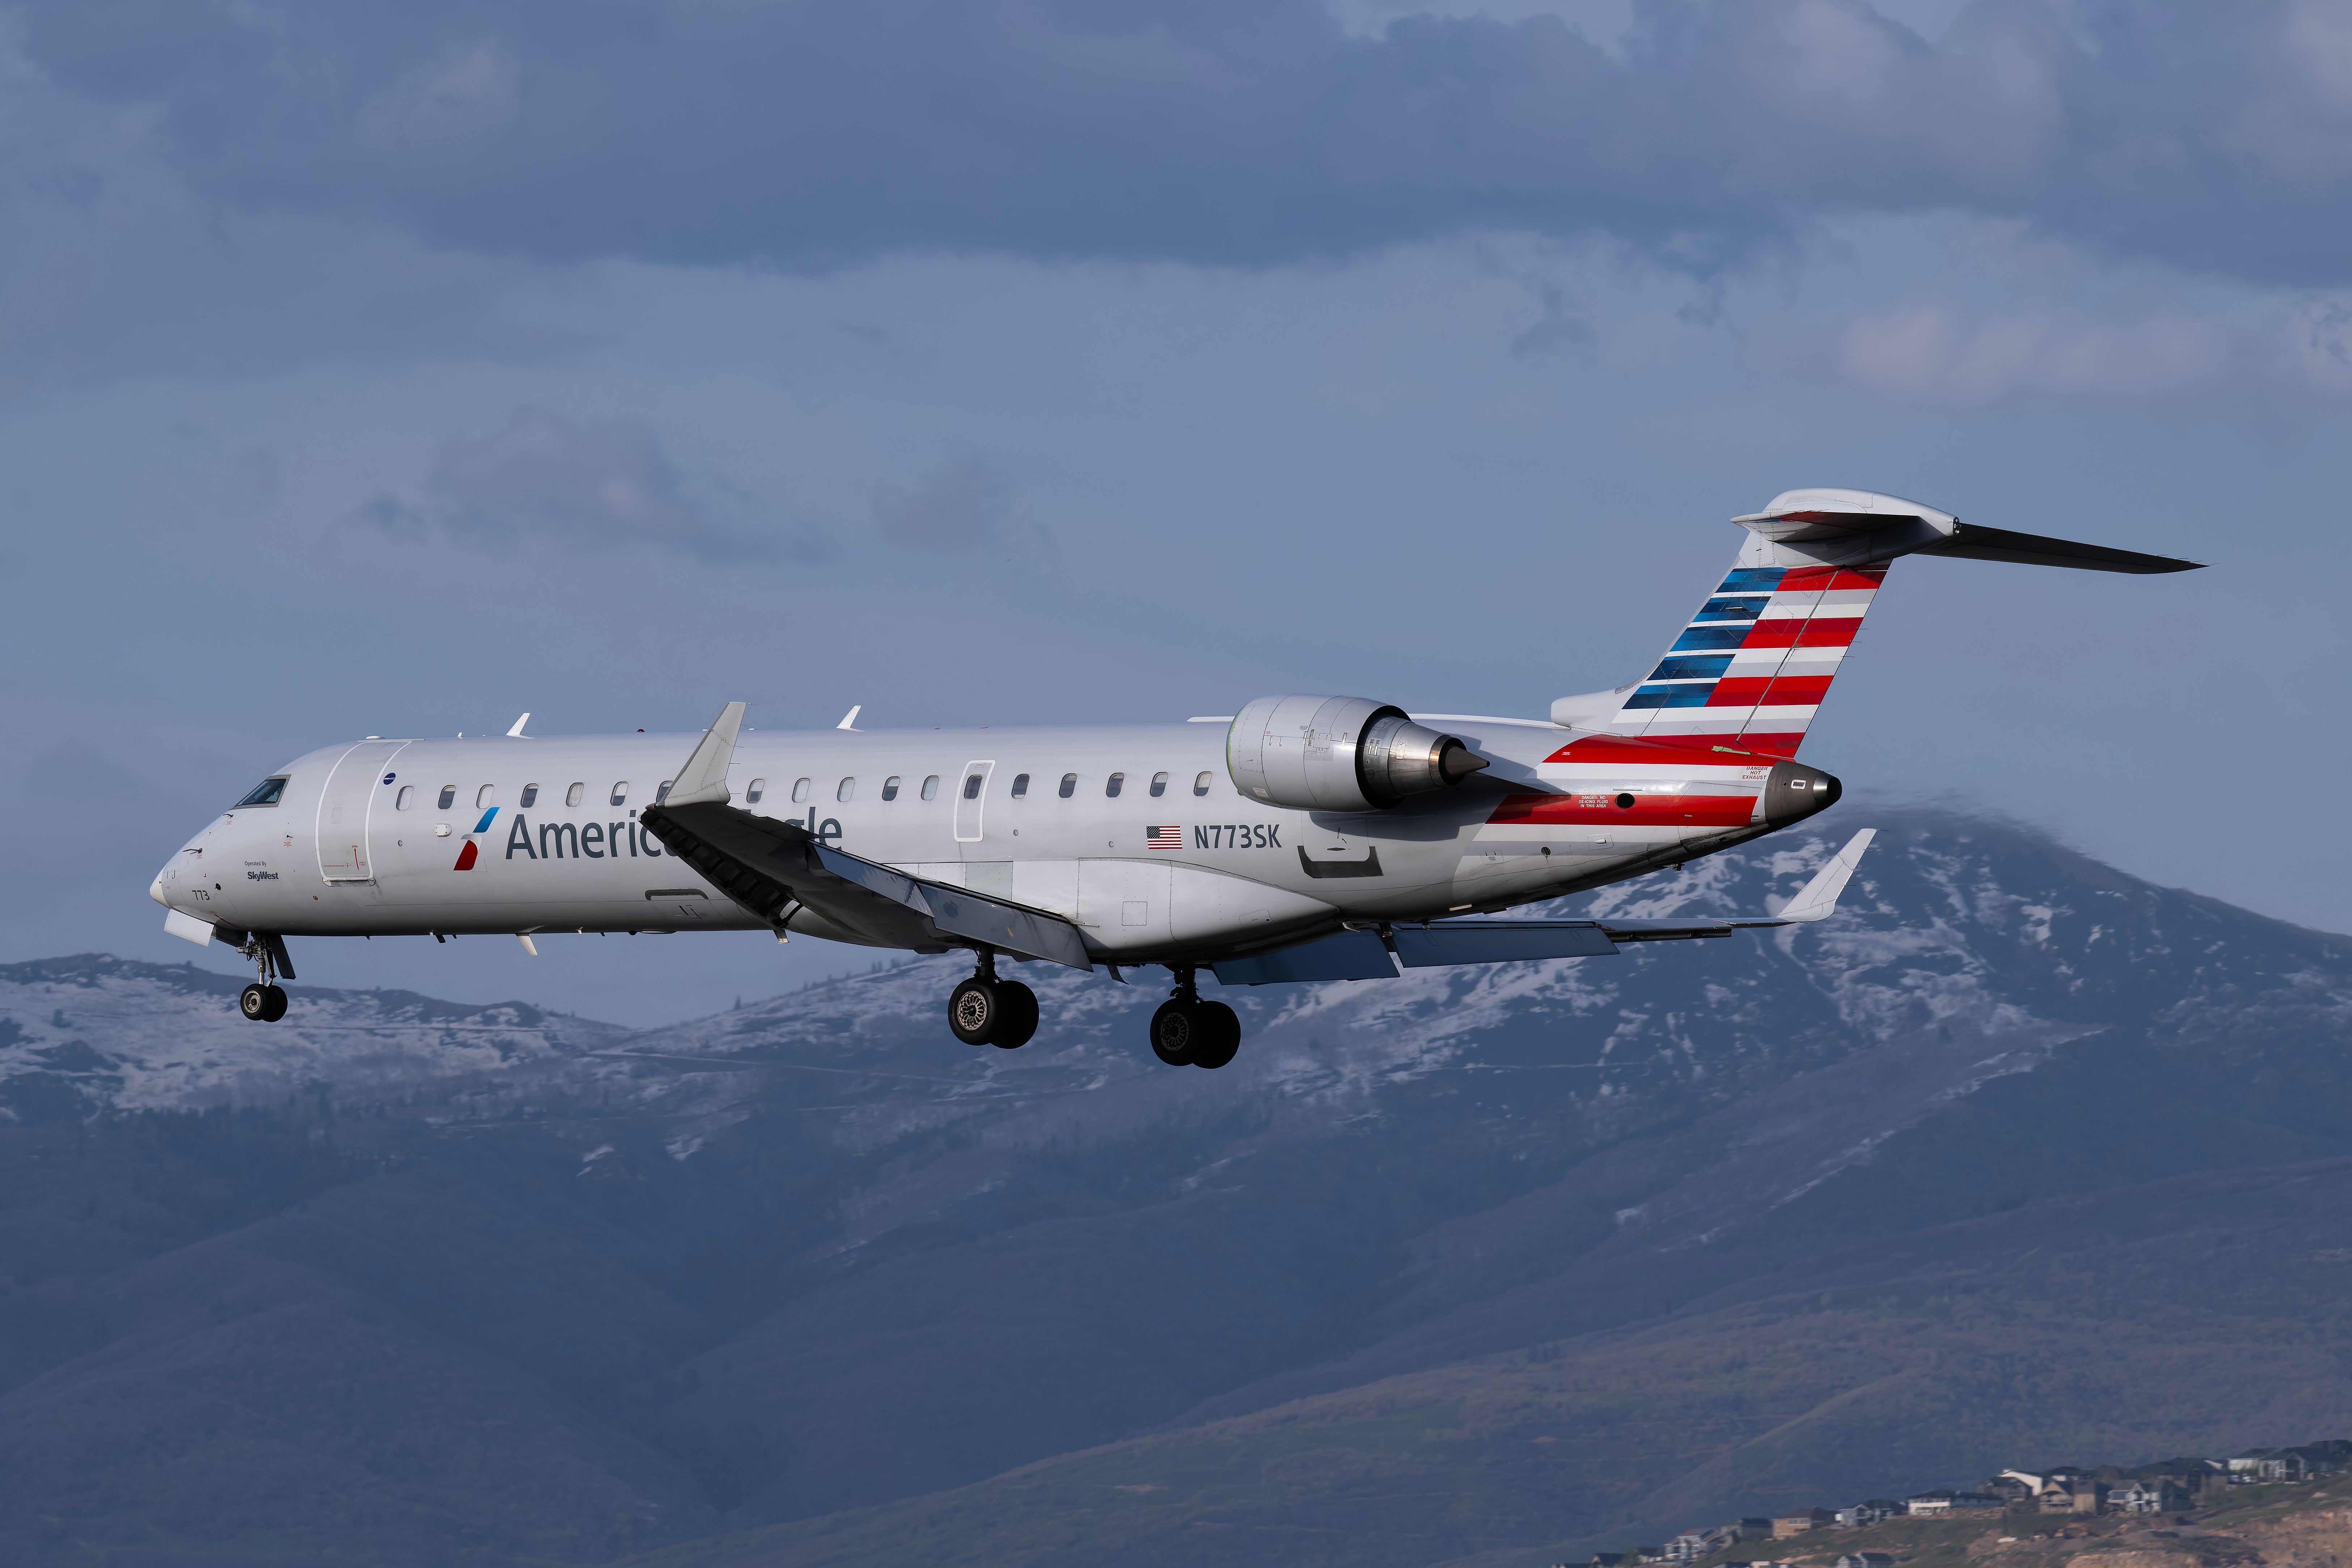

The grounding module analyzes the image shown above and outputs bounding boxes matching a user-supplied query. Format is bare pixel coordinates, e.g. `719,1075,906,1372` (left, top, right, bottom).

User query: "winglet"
838,705,861,731
665,702,747,807
507,712,530,738
1774,829,1875,923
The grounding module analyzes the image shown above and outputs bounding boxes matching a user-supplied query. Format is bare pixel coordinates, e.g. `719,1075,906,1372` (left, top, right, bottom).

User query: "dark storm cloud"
364,406,837,565
9,0,2352,289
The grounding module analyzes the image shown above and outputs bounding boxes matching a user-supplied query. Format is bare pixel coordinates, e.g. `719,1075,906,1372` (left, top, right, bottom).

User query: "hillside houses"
1560,1437,2352,1568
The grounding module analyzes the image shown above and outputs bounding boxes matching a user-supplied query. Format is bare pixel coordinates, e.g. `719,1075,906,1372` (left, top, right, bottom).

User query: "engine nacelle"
1226,695,1488,813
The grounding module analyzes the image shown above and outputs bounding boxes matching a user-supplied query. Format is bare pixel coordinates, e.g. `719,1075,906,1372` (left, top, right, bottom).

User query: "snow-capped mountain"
5,804,2352,1568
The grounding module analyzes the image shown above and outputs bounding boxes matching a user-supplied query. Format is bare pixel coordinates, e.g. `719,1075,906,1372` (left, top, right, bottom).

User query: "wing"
1215,830,1874,983
639,704,1091,970
645,800,1093,969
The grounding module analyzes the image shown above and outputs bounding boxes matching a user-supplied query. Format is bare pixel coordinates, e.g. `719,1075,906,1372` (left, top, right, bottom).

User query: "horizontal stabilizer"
1913,522,2199,575
1732,488,2203,573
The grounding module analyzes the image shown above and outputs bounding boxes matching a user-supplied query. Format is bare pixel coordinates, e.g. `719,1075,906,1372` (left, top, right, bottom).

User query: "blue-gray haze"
1,0,2341,1024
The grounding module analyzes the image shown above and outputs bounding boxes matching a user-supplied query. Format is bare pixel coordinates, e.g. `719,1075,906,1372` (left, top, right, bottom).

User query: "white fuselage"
155,717,1790,964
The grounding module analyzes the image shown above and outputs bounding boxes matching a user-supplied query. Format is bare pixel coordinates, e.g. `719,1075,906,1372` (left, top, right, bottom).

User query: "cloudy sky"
6,0,2348,1024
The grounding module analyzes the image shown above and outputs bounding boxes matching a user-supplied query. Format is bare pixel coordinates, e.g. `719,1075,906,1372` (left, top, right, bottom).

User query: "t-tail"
1550,488,2202,758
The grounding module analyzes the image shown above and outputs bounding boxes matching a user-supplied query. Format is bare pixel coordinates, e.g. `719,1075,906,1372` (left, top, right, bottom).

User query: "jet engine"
1226,695,1489,813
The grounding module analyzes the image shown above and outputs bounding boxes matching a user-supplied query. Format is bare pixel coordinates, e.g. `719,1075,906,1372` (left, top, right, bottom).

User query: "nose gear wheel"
234,932,291,1022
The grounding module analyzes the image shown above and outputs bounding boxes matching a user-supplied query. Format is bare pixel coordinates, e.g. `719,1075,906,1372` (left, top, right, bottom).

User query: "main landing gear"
946,950,1039,1050
236,933,289,1023
1149,968,1239,1071
936,954,1241,1068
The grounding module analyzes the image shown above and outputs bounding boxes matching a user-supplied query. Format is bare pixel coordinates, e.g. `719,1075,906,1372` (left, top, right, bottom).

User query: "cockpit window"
234,777,288,807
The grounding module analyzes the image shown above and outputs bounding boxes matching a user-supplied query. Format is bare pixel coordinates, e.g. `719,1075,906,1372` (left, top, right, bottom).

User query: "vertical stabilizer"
1552,489,2201,757
1599,541,1885,758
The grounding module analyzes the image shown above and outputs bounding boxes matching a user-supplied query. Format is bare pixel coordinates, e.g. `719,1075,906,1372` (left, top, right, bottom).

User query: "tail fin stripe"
1603,557,1885,756
1739,619,1860,649
1651,655,1735,680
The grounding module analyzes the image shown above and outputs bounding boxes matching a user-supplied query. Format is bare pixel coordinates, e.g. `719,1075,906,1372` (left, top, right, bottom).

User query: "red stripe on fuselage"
1543,731,1808,763
1489,792,1760,829
1542,733,1767,764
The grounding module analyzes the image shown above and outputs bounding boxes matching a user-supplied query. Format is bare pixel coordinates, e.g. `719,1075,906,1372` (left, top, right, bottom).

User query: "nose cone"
149,875,169,907
1763,760,1842,825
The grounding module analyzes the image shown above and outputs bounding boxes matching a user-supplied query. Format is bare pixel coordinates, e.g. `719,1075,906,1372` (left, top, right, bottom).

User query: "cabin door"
314,741,406,882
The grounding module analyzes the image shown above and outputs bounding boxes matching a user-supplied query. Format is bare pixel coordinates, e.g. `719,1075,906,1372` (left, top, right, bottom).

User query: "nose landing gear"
1148,968,1239,1070
944,949,1038,1050
234,933,292,1023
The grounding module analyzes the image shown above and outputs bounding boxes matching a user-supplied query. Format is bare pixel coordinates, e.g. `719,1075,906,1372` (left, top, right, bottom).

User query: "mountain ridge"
4,805,2351,1566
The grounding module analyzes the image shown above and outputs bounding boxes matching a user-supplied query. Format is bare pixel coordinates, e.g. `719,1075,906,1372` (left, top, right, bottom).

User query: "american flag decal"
1145,825,1183,849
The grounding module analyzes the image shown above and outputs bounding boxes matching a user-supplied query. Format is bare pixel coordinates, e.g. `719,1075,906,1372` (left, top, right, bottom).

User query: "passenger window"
476,784,495,809
1011,773,1030,798
1106,772,1125,798
656,780,673,803
882,776,901,801
1150,771,1168,797
610,782,629,806
1193,771,1213,797
746,777,765,804
837,777,856,802
565,782,584,808
520,784,538,808
1059,773,1077,798
791,778,811,804
395,785,414,810
437,786,456,810
921,775,940,801
963,774,983,800
234,777,288,807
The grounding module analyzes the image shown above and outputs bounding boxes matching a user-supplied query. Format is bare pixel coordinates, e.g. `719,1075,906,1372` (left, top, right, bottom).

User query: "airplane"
151,489,2199,1067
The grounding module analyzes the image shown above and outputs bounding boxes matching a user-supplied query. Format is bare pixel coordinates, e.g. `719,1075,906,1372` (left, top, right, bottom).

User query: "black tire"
948,978,1001,1045
990,982,1038,1050
1190,1001,1240,1070
259,984,289,1022
239,983,271,1022
1149,1000,1199,1066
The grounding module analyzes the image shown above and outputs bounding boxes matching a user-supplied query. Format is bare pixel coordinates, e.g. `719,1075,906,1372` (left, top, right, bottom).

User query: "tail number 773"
1196,824,1280,849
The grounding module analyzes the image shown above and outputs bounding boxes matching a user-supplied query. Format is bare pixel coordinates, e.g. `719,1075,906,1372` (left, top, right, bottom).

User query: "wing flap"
1210,931,1396,984
642,800,1091,969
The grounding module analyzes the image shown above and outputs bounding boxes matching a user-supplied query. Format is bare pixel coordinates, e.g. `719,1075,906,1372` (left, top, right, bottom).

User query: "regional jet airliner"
153,490,2198,1067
